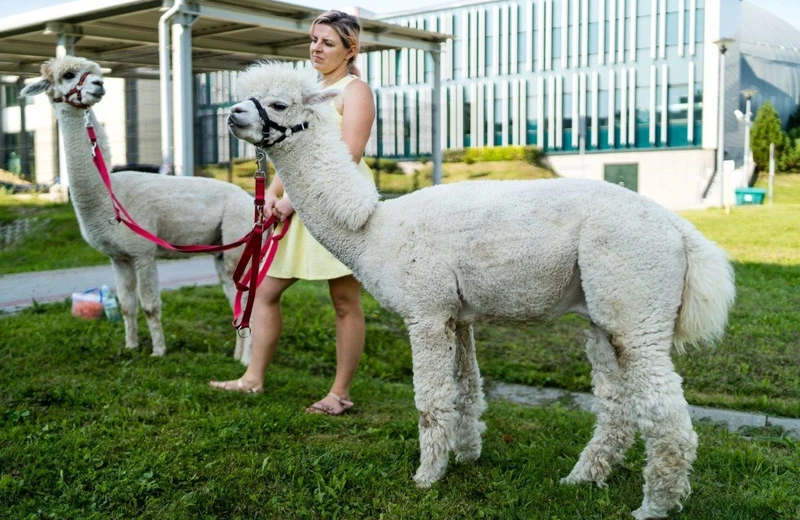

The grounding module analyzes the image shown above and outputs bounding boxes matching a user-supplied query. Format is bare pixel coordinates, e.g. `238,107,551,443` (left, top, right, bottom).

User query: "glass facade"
368,0,707,158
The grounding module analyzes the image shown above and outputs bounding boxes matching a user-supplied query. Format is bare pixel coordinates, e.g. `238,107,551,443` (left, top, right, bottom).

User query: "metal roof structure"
0,0,447,181
0,0,447,77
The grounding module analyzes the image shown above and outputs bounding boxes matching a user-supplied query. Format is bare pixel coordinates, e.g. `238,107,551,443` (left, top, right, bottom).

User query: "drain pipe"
158,0,184,175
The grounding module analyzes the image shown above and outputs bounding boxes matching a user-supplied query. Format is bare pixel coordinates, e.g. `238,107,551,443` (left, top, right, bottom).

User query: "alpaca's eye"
271,102,288,111
63,72,75,80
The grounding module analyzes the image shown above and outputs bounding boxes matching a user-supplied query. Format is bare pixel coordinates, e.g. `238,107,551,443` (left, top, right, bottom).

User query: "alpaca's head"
19,56,105,109
228,61,338,147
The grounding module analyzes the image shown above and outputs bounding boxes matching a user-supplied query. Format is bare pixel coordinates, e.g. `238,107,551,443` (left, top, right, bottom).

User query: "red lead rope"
86,121,290,333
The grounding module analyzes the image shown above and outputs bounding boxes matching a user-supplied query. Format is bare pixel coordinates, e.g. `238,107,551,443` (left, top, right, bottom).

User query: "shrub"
751,101,789,172
363,157,400,173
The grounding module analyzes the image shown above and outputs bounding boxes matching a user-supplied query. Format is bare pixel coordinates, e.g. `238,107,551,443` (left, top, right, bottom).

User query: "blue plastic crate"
734,187,767,205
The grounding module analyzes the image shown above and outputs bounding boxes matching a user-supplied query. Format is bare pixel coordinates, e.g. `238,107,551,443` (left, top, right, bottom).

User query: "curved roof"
738,2,800,63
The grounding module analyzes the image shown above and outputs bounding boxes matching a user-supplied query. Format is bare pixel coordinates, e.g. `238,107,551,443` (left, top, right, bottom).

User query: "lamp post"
714,38,734,210
741,88,757,184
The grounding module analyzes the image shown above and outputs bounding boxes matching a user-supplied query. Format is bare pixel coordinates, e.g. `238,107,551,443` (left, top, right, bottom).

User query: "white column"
440,84,448,150
629,0,636,62
581,0,589,67
572,0,579,69
493,6,501,75
650,65,657,144
418,17,425,82
536,76,545,146
431,52,442,183
678,0,685,57
579,72,587,146
599,0,606,65
609,0,616,64
381,50,389,85
172,12,194,176
651,0,657,59
470,9,478,78
476,83,485,146
591,70,599,147
620,68,628,145
461,11,470,78
409,20,417,84
511,4,519,74
397,92,405,155
546,0,553,70
609,70,616,146
689,0,696,56
526,1,534,71
661,63,668,144
487,82,495,147
628,67,636,145
562,0,569,68
617,0,625,63
410,89,418,154
501,80,509,146
470,83,478,147
571,73,580,147
659,0,667,59
511,80,520,144
385,92,396,155
537,0,545,71
555,75,563,148
688,61,695,143
456,85,464,148
478,9,486,77
450,85,458,148
390,50,397,85
519,78,528,144
548,75,556,148
501,5,509,75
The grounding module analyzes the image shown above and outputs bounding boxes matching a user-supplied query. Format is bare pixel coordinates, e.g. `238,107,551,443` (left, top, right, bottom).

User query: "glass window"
637,16,650,49
666,13,678,46
553,28,563,58
639,0,651,16
589,23,599,54
669,85,689,121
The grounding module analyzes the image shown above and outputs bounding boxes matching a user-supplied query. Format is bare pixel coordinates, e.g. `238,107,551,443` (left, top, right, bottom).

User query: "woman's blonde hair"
311,10,362,77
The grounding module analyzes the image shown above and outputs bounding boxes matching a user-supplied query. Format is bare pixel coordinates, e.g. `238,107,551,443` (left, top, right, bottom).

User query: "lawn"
1,173,798,519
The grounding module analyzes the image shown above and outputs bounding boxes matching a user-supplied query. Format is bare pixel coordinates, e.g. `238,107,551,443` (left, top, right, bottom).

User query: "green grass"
1,284,799,519
1,171,799,518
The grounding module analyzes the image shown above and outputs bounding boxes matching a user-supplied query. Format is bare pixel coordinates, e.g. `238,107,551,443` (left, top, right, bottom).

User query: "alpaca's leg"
133,258,167,357
407,316,461,487
214,253,251,364
112,258,139,350
623,337,696,520
452,321,487,463
561,325,635,487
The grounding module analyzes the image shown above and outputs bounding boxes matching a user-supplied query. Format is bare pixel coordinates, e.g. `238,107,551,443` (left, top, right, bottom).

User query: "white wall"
546,148,717,210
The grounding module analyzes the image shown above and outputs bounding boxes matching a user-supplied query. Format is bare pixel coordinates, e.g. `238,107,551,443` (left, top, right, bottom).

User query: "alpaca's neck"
267,123,379,270
54,105,114,219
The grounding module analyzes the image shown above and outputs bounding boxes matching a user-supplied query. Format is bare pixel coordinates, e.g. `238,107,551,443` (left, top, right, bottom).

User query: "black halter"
248,97,309,148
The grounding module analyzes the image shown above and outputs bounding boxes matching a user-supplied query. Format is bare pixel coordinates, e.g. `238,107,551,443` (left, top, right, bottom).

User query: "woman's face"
309,23,353,74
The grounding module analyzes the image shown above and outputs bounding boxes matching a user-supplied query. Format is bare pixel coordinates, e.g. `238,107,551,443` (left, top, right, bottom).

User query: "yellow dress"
267,75,375,280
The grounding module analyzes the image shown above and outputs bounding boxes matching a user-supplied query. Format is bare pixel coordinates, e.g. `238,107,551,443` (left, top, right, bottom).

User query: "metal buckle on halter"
237,326,252,338
84,110,93,127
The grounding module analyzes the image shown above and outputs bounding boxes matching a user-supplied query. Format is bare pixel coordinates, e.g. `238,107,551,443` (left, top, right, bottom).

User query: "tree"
750,101,788,172
786,101,800,142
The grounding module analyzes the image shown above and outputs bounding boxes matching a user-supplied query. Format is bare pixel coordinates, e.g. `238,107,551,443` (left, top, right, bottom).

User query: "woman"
210,10,375,416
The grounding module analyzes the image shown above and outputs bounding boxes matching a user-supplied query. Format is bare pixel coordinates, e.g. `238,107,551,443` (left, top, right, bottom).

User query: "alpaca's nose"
232,105,247,114
92,79,104,87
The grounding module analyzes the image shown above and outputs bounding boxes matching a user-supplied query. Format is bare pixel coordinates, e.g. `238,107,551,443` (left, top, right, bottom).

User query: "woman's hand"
272,197,295,222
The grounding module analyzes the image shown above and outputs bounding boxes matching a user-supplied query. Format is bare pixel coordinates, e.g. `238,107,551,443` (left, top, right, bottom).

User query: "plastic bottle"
100,284,122,322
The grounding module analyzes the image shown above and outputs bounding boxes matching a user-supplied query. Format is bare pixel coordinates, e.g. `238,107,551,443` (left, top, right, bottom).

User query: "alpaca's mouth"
227,114,244,127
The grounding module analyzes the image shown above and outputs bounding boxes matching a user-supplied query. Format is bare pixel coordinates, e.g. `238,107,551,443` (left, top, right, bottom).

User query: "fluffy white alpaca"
21,56,255,362
228,62,736,520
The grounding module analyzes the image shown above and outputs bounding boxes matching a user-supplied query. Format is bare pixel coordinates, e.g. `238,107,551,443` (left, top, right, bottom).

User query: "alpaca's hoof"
412,468,440,488
631,506,667,520
453,446,481,463
125,344,139,350
151,349,166,357
559,473,607,488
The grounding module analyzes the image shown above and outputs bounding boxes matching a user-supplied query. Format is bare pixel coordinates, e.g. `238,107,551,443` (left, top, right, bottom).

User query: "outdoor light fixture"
713,38,735,210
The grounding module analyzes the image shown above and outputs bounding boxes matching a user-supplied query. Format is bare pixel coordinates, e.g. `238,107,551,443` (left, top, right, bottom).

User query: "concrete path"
487,382,800,439
0,257,220,313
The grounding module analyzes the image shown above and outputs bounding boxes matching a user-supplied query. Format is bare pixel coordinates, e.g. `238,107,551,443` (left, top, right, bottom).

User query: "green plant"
750,101,789,172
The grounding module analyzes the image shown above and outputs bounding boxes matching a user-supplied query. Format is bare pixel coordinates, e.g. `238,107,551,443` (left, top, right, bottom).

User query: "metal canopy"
0,0,445,184
0,0,446,76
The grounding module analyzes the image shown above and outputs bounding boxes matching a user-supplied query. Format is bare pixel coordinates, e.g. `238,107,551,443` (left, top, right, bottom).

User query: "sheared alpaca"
227,61,735,519
21,56,254,362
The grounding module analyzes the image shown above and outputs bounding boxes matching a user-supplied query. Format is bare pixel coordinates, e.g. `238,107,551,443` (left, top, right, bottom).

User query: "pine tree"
750,101,787,172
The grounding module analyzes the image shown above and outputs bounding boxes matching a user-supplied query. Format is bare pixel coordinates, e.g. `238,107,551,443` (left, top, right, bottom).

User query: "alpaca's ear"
19,79,52,98
302,89,340,106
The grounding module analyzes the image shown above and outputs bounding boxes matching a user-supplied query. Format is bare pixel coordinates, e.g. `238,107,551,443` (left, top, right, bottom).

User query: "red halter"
53,71,92,109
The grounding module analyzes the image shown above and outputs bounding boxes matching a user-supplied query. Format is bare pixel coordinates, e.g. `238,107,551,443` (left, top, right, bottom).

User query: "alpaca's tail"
670,215,736,353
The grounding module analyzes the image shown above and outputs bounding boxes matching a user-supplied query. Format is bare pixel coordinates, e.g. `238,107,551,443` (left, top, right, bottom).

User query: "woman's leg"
307,275,365,413
210,275,296,392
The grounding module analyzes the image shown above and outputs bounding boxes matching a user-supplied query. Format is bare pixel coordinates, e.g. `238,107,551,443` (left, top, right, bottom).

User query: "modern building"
364,0,800,208
2,0,800,210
